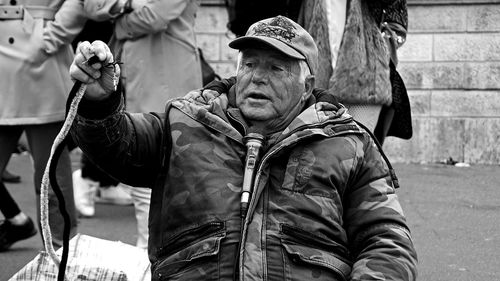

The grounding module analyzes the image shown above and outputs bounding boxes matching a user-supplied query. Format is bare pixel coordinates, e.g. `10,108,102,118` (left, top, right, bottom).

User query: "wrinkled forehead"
239,47,302,65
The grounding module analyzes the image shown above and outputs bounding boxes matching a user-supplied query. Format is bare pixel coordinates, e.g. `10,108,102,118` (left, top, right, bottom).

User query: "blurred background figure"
225,0,303,37
71,19,133,220
300,0,411,144
2,166,21,184
2,132,30,183
225,0,411,145
72,0,202,249
0,0,86,251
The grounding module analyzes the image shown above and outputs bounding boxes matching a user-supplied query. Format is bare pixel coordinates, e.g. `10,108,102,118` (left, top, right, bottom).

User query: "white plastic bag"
9,234,151,281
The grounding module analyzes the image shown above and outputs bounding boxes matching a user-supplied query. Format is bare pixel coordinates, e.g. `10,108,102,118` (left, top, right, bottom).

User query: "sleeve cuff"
77,85,123,120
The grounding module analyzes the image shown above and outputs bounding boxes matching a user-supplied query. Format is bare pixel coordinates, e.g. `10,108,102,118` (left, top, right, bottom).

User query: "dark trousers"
80,153,118,187
0,122,77,247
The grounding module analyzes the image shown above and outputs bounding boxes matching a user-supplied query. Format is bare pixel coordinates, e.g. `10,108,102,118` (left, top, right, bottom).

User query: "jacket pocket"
28,19,49,65
281,242,352,281
153,224,225,281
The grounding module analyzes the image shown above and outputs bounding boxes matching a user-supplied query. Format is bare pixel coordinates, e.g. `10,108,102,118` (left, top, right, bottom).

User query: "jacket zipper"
238,120,364,277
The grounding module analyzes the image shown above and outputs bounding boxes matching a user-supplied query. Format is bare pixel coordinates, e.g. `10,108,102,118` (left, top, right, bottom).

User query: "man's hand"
69,40,120,100
184,88,221,104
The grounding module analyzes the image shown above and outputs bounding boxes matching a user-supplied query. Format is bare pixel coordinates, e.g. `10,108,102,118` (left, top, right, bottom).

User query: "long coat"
0,0,86,125
300,0,408,106
83,0,202,113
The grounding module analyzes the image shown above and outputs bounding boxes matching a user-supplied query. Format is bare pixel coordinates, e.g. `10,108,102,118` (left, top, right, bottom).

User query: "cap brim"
229,36,305,60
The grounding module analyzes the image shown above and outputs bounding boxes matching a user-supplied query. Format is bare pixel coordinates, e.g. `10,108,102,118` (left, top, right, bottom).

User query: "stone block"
197,34,220,60
431,90,500,117
213,62,237,79
467,5,500,32
425,118,466,162
399,62,464,89
382,137,416,163
399,63,430,89
384,117,465,164
464,118,500,164
195,6,229,33
220,35,239,61
398,34,433,62
434,34,500,61
408,90,431,116
464,62,500,89
408,5,467,32
432,63,465,89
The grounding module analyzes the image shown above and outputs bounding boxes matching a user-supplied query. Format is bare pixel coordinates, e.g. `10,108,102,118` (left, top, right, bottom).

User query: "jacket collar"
171,88,352,145
225,86,351,131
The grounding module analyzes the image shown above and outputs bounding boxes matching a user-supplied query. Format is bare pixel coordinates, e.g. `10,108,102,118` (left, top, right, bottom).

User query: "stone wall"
388,2,500,164
195,5,237,80
194,2,500,164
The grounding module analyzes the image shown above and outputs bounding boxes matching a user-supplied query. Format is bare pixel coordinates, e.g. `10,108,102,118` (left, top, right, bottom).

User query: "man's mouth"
247,92,269,100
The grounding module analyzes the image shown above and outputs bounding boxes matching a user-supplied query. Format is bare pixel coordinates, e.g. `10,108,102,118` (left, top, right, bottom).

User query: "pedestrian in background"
300,0,410,144
1,133,29,183
72,0,202,249
224,0,411,145
71,19,135,220
0,0,86,251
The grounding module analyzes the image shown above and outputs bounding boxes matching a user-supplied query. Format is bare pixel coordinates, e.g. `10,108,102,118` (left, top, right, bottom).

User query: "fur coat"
300,0,408,106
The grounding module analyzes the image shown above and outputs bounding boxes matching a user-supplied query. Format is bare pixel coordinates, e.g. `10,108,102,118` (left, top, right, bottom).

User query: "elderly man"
70,16,417,281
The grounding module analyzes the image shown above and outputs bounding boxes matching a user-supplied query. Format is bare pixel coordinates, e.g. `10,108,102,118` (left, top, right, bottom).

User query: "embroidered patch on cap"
251,16,297,43
229,15,319,75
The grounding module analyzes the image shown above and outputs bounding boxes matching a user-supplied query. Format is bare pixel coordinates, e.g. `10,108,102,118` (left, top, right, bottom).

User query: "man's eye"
244,62,254,68
271,65,284,71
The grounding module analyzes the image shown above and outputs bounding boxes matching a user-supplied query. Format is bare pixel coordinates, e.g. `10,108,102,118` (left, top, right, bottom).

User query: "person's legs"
0,126,37,251
73,153,110,217
78,153,132,206
81,154,119,187
1,132,29,183
129,186,151,249
0,126,25,218
326,0,347,70
2,168,21,183
26,122,77,248
72,167,99,217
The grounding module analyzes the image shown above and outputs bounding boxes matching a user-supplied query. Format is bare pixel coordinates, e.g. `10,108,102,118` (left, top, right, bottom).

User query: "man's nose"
251,67,268,84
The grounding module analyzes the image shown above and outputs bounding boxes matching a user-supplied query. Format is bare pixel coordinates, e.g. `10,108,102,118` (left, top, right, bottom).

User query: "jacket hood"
171,87,355,144
281,99,352,135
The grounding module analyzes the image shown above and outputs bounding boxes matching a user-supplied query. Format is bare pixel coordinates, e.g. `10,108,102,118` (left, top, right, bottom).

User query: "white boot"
96,183,133,205
130,186,151,249
72,169,98,217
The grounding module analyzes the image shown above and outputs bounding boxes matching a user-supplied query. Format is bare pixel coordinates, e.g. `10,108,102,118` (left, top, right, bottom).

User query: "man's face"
235,48,311,131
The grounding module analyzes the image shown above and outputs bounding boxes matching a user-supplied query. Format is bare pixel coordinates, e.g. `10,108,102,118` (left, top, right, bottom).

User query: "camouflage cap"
229,15,319,75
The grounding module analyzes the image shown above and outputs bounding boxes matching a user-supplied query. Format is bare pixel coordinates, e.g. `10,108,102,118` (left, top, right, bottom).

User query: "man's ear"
302,75,315,100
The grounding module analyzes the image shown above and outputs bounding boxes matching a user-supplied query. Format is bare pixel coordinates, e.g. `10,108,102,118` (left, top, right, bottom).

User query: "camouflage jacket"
72,90,417,281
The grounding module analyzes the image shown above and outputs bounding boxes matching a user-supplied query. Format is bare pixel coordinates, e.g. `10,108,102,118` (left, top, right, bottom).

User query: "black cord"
52,55,102,281
50,137,72,281
354,120,400,189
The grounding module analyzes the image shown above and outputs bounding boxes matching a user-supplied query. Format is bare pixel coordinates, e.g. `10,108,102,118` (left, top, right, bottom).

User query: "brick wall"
387,2,500,164
195,5,238,79
194,2,500,164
